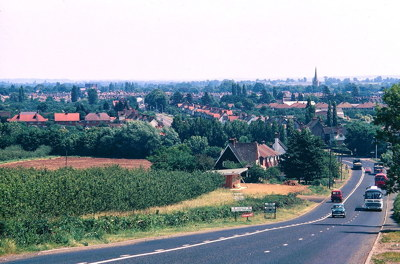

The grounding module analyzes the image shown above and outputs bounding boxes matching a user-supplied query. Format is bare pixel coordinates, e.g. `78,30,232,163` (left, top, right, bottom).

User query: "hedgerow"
0,166,224,219
393,193,400,222
0,194,304,248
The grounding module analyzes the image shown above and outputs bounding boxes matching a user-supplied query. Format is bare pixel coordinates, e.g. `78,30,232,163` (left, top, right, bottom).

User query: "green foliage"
0,193,303,248
0,166,224,219
145,89,167,111
0,145,51,161
393,193,400,222
344,120,378,156
280,129,337,184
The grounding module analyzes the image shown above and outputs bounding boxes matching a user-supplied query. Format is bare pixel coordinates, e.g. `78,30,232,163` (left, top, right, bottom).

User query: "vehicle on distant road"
373,162,384,174
375,173,388,188
353,159,362,170
364,167,372,174
331,203,346,218
331,189,343,203
364,186,383,211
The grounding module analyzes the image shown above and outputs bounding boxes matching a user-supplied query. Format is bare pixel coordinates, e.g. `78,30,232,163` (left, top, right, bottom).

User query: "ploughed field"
0,157,152,170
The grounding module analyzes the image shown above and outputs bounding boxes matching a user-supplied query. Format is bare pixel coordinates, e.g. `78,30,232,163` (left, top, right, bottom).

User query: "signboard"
264,203,276,213
231,206,252,212
264,203,277,219
241,212,254,217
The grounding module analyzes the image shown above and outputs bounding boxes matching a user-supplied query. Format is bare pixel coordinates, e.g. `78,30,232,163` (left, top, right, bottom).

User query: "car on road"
331,203,346,218
365,167,372,174
331,189,343,203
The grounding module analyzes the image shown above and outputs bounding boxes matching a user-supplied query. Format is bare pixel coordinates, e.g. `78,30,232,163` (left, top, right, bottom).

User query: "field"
0,157,152,170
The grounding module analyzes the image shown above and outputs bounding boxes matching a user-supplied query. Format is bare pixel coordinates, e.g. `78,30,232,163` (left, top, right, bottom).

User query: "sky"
0,0,400,81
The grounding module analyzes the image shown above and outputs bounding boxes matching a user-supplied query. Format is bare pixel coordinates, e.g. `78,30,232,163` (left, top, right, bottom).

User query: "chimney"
275,132,279,145
229,138,237,146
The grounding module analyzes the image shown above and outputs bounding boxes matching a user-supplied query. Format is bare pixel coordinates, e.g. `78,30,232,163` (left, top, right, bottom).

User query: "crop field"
0,157,152,170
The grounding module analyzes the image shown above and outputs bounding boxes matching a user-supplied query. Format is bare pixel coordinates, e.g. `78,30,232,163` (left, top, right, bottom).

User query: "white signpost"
231,206,252,221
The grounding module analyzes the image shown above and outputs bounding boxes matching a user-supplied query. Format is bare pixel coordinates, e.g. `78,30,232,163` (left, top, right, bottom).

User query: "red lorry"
375,173,388,188
331,189,343,203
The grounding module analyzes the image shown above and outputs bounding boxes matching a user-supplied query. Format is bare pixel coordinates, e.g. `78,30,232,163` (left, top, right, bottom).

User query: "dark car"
331,203,346,218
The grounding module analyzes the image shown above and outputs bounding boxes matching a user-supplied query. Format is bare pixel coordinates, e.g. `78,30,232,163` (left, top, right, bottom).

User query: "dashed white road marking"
85,167,367,264
283,244,288,246
311,234,315,236
120,255,130,257
319,231,323,233
299,238,303,241
264,250,270,253
326,228,330,230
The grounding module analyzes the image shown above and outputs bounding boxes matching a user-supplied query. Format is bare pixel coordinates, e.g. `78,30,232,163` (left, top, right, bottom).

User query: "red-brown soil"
0,157,152,170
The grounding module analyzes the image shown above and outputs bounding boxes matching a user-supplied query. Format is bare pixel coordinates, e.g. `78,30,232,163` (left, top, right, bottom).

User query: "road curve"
4,158,386,264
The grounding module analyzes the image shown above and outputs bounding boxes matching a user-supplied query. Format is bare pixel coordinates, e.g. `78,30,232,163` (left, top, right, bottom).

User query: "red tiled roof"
355,102,376,109
8,112,48,122
54,113,80,122
274,104,291,109
258,144,279,157
228,116,240,121
290,103,307,108
85,113,111,121
315,102,328,109
337,102,353,108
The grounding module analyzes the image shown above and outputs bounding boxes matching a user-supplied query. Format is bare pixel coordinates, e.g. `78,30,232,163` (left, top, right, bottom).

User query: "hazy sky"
1,0,399,81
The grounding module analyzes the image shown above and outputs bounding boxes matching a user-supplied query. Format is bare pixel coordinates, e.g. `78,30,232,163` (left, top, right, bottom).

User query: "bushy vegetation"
393,194,400,222
0,145,51,161
0,194,303,250
0,166,224,219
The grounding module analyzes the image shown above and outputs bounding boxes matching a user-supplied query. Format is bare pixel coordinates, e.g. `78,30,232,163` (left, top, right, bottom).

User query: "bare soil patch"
236,183,308,195
0,157,152,170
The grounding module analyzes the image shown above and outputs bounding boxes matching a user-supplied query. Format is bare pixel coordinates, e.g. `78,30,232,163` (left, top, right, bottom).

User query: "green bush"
0,194,305,248
0,167,224,219
393,194,400,222
0,145,51,161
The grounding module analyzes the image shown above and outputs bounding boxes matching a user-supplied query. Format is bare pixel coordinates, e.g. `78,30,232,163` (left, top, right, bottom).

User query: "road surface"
4,158,387,264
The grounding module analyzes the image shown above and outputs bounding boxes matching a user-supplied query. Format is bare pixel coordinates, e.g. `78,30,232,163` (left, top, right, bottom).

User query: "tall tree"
185,93,193,104
18,86,25,102
326,101,332,127
332,101,338,126
374,84,400,193
201,92,212,105
71,85,79,102
87,88,98,105
171,91,184,105
305,98,315,124
280,129,335,184
145,89,167,111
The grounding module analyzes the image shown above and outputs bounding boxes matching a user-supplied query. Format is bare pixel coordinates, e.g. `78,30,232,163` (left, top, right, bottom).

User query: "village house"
214,138,281,170
54,113,80,126
7,112,48,126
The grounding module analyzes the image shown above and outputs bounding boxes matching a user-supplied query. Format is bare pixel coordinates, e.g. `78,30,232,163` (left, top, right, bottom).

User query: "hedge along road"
5,158,386,264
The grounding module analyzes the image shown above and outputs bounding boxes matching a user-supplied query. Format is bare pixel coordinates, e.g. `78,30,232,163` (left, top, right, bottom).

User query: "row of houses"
6,109,163,128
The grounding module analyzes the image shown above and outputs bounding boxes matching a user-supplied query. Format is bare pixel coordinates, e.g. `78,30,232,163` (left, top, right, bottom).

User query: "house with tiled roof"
337,102,353,109
54,113,80,126
355,102,377,110
214,138,281,169
305,118,346,145
85,112,112,126
8,112,48,125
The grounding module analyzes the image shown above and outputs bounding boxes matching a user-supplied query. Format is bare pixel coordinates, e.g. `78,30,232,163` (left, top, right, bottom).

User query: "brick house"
7,112,48,126
54,113,80,126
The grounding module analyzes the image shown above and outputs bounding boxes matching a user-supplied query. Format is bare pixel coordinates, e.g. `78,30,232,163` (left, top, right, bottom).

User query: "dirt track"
0,157,152,170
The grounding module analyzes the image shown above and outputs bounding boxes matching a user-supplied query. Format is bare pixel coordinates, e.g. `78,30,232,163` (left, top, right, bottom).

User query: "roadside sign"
264,203,277,219
231,206,252,212
231,206,252,221
241,212,254,217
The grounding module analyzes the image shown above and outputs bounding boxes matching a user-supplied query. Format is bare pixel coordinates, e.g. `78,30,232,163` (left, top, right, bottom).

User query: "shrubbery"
0,145,51,161
393,193,400,222
0,166,224,219
0,194,304,248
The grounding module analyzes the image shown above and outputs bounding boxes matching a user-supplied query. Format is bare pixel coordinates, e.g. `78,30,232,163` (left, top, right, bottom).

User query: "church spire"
312,67,319,87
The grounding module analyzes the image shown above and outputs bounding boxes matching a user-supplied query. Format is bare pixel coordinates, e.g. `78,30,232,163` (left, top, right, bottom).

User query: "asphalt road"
5,158,387,264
